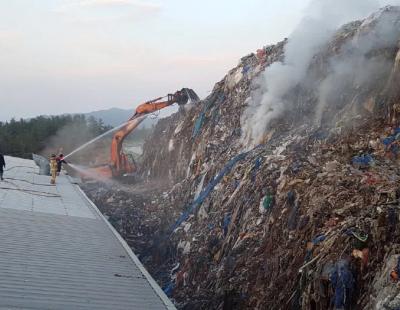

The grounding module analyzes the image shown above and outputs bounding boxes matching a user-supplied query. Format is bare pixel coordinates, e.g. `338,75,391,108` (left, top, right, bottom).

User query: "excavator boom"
101,88,199,178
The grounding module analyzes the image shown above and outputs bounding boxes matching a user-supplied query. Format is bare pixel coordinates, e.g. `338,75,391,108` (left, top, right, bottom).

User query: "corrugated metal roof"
0,156,175,310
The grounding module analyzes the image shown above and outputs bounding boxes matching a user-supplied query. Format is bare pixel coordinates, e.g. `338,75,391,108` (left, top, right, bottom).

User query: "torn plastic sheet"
171,151,249,233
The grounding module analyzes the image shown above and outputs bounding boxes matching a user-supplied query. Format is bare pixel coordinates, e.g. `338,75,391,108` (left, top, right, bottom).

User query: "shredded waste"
82,6,400,309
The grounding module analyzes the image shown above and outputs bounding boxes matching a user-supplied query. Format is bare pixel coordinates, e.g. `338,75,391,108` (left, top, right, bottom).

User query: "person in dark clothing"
56,154,67,175
0,154,5,181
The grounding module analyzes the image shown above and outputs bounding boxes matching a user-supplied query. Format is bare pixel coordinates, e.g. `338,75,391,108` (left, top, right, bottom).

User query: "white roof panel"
0,156,175,310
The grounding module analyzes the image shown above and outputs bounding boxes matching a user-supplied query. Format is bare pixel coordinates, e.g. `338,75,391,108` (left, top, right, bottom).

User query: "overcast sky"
0,0,398,121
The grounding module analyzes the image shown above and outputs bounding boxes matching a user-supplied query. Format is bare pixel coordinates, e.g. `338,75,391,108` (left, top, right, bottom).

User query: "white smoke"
315,7,400,124
241,0,393,147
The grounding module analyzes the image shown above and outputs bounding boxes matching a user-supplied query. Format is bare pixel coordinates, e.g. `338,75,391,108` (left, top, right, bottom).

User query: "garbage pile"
158,121,400,309
81,180,183,285
84,7,400,310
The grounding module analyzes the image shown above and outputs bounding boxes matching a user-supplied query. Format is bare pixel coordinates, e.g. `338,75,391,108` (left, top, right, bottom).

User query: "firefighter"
56,154,67,175
0,153,5,181
49,154,57,184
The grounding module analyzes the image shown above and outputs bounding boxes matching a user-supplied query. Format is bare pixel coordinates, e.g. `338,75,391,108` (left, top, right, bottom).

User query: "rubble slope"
87,7,400,310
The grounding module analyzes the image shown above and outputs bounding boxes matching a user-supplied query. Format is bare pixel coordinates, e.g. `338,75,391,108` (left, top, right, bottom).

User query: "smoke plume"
241,0,399,147
315,7,400,125
41,119,111,165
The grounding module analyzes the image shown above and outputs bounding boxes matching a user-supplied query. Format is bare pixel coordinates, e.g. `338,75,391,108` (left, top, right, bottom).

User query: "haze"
0,0,398,121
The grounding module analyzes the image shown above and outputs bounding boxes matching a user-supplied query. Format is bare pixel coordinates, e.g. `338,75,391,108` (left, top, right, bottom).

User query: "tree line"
0,115,112,159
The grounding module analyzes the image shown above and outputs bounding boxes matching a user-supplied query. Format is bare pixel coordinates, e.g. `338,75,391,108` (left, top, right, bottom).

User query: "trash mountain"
84,6,400,309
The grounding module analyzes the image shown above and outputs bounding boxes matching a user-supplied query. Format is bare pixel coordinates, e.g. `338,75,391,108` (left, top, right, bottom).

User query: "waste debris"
81,6,400,309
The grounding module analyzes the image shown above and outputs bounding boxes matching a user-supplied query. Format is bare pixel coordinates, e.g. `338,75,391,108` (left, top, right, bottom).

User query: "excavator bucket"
181,88,200,105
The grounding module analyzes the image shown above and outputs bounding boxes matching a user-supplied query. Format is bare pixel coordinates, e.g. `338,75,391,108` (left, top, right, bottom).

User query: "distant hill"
6,105,180,129
84,105,179,128
85,108,156,128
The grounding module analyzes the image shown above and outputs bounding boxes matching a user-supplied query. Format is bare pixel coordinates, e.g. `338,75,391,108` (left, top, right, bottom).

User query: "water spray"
68,163,116,184
64,121,129,160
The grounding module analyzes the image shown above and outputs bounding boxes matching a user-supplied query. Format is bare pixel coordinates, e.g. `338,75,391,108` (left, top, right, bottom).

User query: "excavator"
88,88,199,179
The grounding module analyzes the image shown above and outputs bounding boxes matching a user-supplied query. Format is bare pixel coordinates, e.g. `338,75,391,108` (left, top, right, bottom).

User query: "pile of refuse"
81,180,181,283
84,6,400,309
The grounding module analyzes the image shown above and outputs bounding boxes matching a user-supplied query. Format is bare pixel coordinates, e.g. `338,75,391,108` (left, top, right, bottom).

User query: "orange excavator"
92,88,199,179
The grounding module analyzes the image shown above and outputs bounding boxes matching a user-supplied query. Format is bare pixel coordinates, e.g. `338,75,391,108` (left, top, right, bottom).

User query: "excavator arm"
108,88,199,177
110,115,146,177
133,89,197,117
